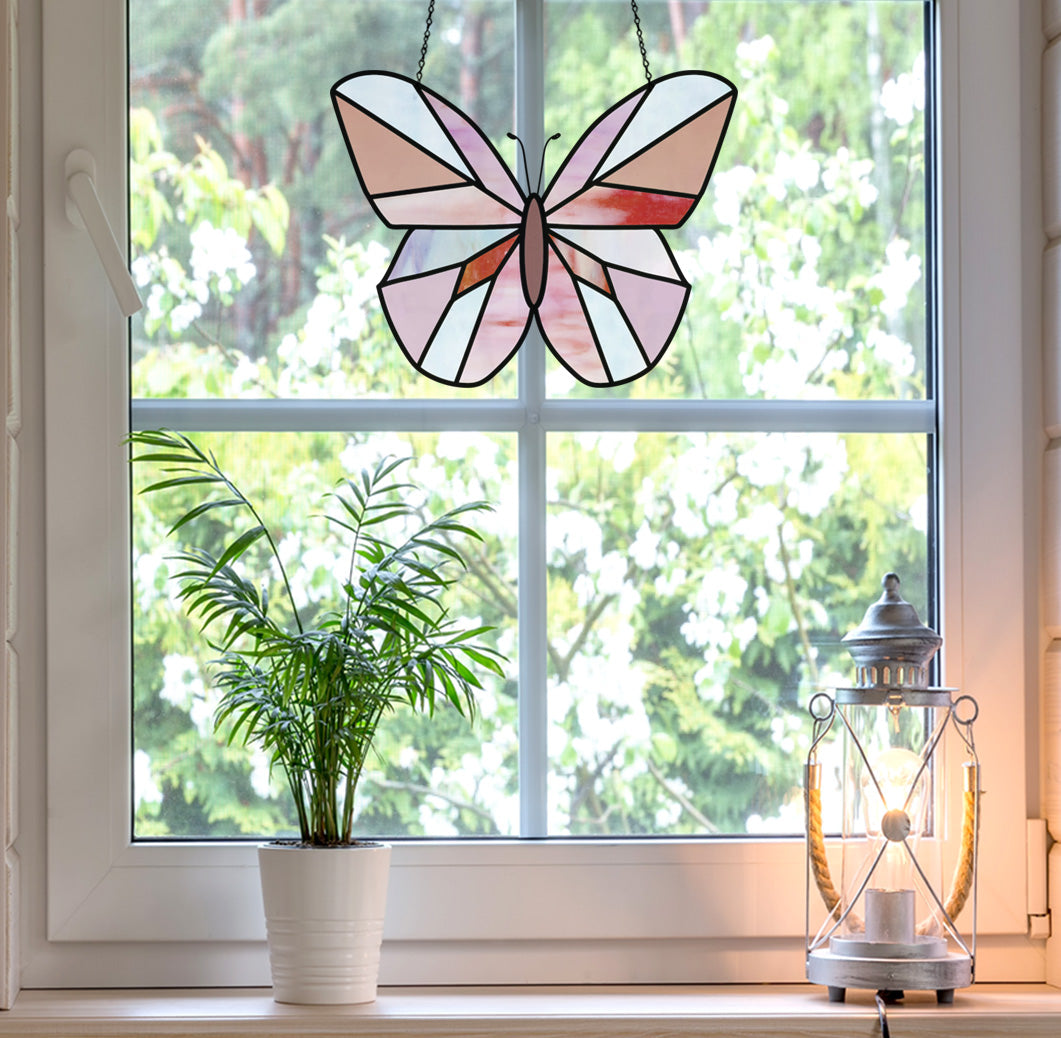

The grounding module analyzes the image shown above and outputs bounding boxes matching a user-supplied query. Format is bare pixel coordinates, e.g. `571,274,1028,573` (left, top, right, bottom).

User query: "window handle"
64,149,143,317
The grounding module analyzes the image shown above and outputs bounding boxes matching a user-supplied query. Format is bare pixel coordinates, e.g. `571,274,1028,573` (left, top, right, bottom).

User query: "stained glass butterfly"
331,69,736,387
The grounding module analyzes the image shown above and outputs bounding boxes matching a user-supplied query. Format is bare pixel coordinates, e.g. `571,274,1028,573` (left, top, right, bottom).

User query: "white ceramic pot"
257,841,391,1005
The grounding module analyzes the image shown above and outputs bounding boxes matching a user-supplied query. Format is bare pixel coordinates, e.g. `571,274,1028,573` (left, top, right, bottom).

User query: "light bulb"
858,744,929,902
861,745,928,839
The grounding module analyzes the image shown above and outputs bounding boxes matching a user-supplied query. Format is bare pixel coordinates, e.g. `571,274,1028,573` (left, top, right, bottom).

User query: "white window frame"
23,0,1039,988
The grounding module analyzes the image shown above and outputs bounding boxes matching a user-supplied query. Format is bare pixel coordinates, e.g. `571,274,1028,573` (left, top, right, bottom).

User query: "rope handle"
805,770,979,933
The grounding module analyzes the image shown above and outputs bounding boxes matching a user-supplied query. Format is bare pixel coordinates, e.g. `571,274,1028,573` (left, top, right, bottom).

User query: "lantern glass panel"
835,701,946,944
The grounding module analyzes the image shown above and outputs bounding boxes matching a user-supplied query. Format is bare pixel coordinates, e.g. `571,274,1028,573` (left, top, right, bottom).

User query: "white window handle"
65,149,143,317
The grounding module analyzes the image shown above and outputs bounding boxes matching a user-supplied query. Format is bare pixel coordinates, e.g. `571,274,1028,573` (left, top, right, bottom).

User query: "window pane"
132,431,519,838
544,0,928,401
545,430,929,835
129,0,517,401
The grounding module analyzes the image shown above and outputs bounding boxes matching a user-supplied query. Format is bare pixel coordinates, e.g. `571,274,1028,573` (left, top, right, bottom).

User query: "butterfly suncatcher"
331,69,736,387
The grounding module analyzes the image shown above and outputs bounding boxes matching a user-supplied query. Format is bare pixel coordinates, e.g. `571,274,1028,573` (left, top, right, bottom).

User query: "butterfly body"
332,69,736,387
520,194,547,309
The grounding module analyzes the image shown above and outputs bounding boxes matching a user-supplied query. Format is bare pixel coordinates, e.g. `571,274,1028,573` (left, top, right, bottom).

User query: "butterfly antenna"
507,132,531,192
538,133,561,195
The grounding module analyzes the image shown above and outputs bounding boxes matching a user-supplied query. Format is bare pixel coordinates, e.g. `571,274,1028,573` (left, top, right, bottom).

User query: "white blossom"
189,221,255,286
881,52,925,127
134,750,162,807
249,749,273,799
871,239,922,319
736,35,776,72
160,654,204,709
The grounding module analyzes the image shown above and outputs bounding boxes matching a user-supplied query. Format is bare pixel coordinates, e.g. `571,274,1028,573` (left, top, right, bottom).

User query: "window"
129,0,932,844
30,0,1036,987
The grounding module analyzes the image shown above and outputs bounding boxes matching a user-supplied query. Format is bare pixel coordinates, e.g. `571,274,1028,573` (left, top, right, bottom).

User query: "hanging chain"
630,0,652,82
418,0,649,86
416,0,435,83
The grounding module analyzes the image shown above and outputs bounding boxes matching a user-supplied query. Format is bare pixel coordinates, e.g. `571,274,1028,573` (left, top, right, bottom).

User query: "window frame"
26,0,1038,988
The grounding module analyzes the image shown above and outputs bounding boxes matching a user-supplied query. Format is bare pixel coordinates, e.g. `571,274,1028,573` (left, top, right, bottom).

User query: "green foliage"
129,430,505,845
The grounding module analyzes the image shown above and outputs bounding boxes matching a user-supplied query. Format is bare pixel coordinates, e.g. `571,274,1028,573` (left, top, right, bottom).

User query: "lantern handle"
806,765,981,937
807,692,835,758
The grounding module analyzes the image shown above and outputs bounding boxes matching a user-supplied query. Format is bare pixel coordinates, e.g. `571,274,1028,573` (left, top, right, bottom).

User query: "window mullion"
515,0,548,838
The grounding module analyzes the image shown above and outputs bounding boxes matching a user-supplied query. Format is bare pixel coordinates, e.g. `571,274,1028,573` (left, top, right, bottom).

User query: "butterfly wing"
331,71,531,385
539,70,737,387
380,227,533,386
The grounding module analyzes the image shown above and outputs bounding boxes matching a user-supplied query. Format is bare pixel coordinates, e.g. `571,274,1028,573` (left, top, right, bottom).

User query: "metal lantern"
805,573,980,1004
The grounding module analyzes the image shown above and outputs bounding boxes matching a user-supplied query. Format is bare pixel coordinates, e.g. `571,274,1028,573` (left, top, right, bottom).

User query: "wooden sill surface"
0,984,1059,1037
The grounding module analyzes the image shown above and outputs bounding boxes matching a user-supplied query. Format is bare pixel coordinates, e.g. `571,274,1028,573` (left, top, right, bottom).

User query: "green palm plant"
129,429,505,845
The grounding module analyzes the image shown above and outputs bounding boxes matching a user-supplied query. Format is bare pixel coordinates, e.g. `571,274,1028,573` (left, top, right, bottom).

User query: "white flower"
746,797,805,834
144,283,168,323
865,328,916,378
230,353,261,394
249,749,273,798
871,239,922,318
189,221,256,286
910,493,929,533
169,298,202,333
881,53,925,127
630,522,660,570
131,254,154,288
160,654,204,708
769,149,820,200
597,551,627,595
736,35,775,72
735,615,758,651
550,510,603,568
712,165,756,227
596,432,636,473
134,749,162,807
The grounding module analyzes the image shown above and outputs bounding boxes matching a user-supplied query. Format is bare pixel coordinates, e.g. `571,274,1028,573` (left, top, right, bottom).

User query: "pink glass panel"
388,228,514,280
551,227,680,280
610,268,689,364
380,266,460,364
548,186,694,228
459,235,519,294
336,99,468,196
543,93,642,212
537,246,607,384
599,72,735,172
601,102,734,197
426,93,525,212
335,73,472,177
460,247,532,384
377,184,522,228
549,238,610,294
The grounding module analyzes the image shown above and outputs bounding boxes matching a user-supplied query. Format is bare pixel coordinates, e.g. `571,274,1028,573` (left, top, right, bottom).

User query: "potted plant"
128,429,505,1004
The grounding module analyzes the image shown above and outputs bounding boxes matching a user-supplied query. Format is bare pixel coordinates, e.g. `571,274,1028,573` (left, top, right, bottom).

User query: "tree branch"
646,757,719,833
365,776,497,825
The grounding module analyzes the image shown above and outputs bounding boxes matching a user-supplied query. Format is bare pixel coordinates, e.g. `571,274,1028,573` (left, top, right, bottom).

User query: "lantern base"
807,946,971,1002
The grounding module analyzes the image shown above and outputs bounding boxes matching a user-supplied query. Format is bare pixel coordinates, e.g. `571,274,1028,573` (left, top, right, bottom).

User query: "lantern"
805,573,980,1004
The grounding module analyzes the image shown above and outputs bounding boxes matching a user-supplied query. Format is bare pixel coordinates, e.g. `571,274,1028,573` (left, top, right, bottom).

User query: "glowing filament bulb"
861,746,928,838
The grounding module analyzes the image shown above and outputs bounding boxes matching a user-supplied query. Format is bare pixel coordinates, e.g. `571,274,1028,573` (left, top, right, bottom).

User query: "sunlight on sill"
0,984,1059,1036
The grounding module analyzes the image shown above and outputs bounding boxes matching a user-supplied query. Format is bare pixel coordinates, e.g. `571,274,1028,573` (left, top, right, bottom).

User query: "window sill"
0,984,1058,1037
